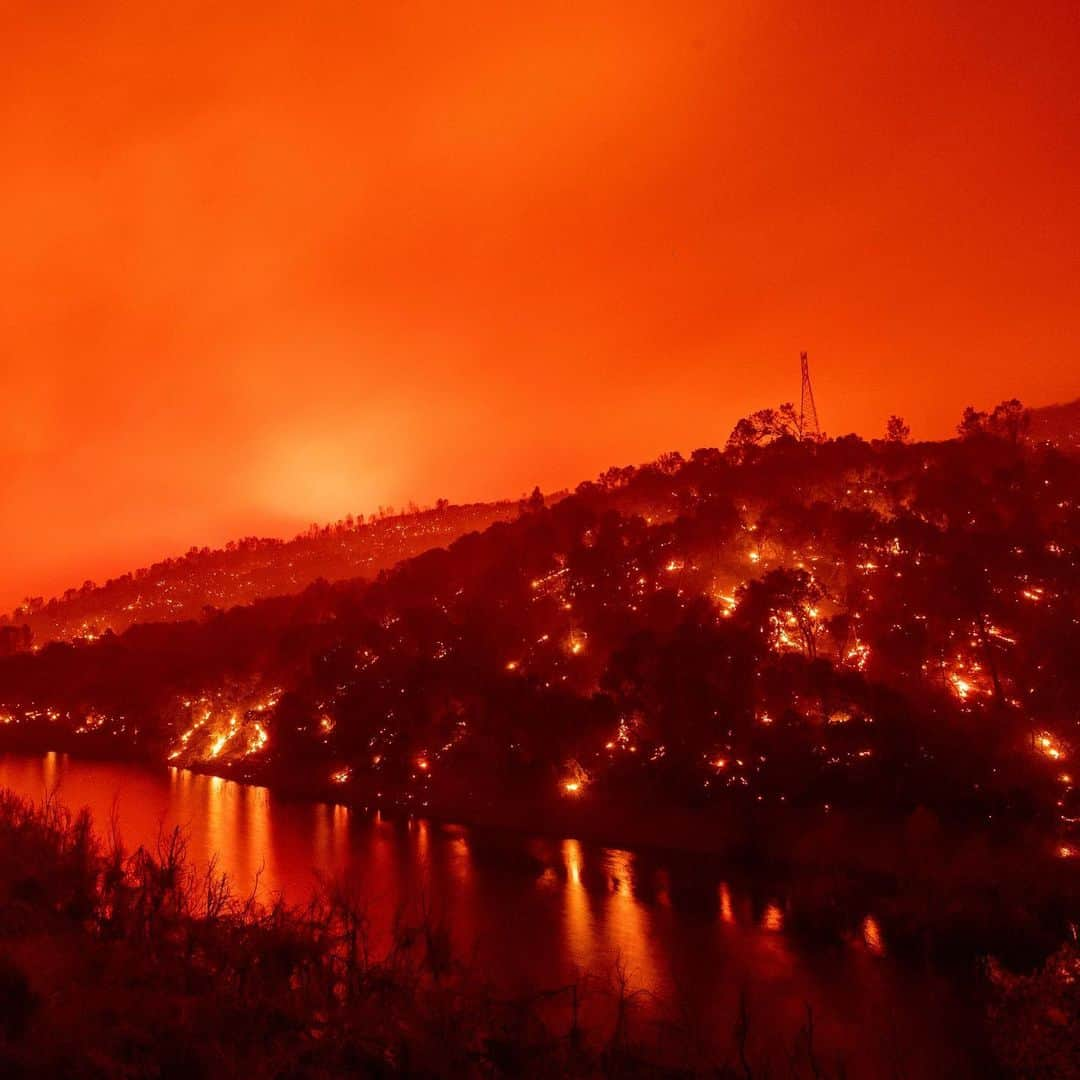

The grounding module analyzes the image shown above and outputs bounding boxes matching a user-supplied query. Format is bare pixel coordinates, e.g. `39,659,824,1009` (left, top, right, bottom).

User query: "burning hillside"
1,403,1078,856
1,499,516,648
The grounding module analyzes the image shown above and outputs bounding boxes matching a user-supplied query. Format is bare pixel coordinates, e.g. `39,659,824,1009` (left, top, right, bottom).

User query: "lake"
0,751,984,1075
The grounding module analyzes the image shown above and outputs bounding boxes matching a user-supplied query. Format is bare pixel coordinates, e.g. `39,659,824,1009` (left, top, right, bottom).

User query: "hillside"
1030,397,1080,453
1,405,1078,859
1,499,517,647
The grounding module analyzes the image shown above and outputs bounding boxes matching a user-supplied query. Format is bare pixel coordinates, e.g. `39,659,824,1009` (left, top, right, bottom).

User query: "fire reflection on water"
43,750,59,791
562,838,593,964
314,801,349,870
762,902,785,933
719,882,735,924
0,752,926,1071
603,848,660,995
0,755,893,981
862,914,885,956
556,841,665,997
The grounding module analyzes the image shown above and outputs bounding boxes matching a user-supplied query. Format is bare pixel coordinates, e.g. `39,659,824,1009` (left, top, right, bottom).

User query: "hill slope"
2,499,517,647
1030,397,1080,453
1,422,1077,857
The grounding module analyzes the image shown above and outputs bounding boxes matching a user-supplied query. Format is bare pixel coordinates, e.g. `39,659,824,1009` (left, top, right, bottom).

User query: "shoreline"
7,741,1076,900
2,743,1078,974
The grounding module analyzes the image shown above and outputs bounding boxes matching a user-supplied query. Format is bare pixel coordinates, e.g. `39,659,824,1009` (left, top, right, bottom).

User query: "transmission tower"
799,351,820,440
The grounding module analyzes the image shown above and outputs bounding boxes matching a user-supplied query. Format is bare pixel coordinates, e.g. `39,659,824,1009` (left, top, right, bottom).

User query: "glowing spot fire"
1038,733,1065,761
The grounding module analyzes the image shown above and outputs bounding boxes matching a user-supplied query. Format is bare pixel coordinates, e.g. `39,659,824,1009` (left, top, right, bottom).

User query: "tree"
735,568,826,660
988,399,1030,445
726,404,800,453
656,450,685,475
958,399,1029,445
519,486,544,515
958,406,988,439
0,624,32,657
598,465,636,490
885,415,911,443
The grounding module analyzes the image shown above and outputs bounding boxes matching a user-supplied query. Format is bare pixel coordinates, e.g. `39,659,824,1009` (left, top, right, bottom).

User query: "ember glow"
1038,734,1066,762
166,688,281,767
5,414,1060,857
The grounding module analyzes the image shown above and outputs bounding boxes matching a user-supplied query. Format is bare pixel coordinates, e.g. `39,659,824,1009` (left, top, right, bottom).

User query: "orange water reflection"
719,881,735,924
0,753,975,1075
762,902,785,933
602,848,660,994
862,915,886,956
562,838,593,966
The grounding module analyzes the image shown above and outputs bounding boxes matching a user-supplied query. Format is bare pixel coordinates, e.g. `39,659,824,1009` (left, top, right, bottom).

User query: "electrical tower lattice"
799,351,820,440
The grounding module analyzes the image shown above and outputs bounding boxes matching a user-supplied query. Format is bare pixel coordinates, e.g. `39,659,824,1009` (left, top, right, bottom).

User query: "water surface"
0,752,979,1075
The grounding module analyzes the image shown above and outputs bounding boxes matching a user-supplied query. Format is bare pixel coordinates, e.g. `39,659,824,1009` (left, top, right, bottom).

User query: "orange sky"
2,1,1079,609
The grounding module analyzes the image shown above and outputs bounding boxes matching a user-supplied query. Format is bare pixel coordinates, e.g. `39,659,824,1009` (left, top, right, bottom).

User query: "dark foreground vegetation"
0,788,1077,1078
